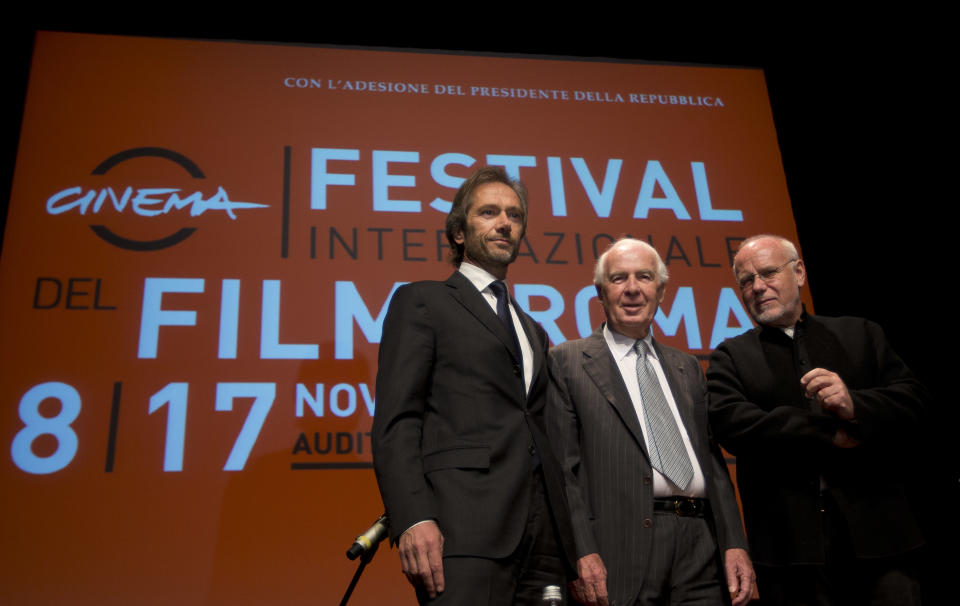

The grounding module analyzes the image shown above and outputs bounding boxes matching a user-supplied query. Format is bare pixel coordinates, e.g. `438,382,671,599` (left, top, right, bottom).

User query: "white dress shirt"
603,324,706,498
458,262,534,395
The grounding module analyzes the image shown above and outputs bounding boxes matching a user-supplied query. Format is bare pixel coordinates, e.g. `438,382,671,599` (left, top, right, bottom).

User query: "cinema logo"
45,147,268,251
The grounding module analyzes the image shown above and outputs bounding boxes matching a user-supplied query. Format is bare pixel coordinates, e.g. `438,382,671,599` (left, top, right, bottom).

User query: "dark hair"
445,166,529,266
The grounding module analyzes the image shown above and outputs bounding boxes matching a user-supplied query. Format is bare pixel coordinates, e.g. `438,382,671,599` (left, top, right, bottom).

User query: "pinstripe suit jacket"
547,328,747,605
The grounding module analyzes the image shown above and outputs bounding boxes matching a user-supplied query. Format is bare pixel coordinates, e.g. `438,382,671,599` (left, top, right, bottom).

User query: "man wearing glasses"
706,234,927,605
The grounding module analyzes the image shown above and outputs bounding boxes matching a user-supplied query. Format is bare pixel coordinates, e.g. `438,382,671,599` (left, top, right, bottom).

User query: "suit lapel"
445,272,522,365
580,332,649,455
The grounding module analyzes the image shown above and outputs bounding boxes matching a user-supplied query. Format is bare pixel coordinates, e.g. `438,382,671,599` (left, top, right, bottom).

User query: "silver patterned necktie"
634,339,693,490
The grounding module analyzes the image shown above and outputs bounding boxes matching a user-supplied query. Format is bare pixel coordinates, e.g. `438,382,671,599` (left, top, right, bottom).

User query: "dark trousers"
416,468,566,606
756,492,921,606
631,510,725,606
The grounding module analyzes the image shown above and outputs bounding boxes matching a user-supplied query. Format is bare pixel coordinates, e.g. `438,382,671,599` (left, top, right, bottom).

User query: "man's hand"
569,553,608,606
398,521,445,598
723,548,755,606
833,427,860,449
801,368,854,420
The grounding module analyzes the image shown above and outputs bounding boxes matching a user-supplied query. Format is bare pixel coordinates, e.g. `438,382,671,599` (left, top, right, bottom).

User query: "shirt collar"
458,261,505,294
603,323,657,362
773,304,808,339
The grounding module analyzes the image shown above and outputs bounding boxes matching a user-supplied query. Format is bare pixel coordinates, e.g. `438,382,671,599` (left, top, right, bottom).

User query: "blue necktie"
489,280,521,360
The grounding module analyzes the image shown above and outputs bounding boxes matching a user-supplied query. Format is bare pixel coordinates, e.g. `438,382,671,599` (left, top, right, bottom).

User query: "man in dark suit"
707,234,927,605
372,166,575,605
548,238,754,606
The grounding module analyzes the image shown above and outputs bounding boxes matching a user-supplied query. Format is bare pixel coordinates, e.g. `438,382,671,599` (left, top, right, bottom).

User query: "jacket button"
642,476,652,485
513,364,521,376
529,445,537,455
642,518,652,528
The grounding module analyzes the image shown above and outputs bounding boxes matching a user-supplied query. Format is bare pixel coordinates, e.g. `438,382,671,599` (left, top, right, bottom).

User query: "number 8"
11,382,81,474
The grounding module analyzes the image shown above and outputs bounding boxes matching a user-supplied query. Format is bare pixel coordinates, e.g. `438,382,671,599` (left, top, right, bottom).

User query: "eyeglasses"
737,259,797,291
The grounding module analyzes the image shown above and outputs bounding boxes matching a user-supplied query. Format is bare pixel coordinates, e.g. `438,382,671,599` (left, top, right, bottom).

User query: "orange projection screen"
1,32,805,604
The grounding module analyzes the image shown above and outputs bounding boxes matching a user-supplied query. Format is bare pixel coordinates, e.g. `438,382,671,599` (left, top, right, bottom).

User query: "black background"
3,13,953,602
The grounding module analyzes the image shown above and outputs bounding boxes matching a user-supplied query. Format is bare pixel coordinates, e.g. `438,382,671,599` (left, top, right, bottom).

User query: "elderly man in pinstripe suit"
548,238,754,606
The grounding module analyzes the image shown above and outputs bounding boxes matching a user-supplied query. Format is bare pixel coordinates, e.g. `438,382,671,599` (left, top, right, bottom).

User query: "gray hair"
734,234,799,276
593,237,669,286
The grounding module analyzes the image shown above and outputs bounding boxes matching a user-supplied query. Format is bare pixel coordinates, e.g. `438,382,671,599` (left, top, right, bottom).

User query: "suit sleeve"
546,347,599,559
843,319,929,444
706,319,928,456
371,285,438,542
685,358,750,552
706,342,838,457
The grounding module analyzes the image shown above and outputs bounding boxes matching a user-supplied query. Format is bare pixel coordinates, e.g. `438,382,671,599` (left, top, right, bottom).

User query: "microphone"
346,513,389,560
542,585,563,605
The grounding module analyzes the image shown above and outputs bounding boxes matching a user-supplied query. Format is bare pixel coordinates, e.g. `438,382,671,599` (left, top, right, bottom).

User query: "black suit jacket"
372,271,576,565
706,313,927,565
548,328,747,605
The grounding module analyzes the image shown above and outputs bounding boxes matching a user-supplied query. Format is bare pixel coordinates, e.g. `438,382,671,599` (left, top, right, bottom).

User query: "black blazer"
372,271,576,565
548,329,748,605
707,313,927,565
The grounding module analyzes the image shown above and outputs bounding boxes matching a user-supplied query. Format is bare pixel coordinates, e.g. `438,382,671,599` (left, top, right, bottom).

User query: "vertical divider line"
281,146,292,258
104,381,122,472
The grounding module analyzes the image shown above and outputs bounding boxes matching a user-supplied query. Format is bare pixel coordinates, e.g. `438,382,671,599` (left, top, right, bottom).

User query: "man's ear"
794,259,807,288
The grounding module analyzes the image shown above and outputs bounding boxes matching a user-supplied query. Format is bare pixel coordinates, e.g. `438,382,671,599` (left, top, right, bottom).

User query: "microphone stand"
340,513,387,606
339,540,379,606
